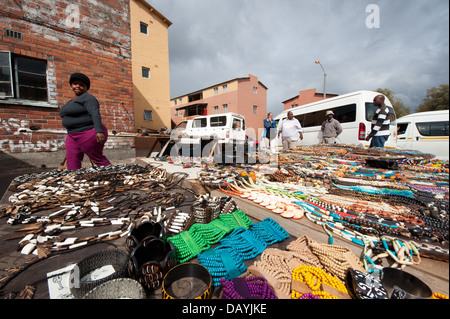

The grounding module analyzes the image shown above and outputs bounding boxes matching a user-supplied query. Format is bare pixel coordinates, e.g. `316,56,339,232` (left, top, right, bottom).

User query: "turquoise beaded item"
249,218,290,245
198,245,246,286
198,218,290,286
220,227,267,260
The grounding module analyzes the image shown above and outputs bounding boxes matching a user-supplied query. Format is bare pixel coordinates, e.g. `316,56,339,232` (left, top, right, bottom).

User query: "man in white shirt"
277,111,303,150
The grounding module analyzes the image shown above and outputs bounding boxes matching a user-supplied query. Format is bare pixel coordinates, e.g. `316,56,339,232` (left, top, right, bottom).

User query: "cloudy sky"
146,0,449,115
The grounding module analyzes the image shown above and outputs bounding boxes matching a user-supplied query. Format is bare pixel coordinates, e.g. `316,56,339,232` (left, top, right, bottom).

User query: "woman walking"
60,73,111,170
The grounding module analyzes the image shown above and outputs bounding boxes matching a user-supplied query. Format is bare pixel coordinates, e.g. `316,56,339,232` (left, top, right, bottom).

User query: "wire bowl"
82,278,146,299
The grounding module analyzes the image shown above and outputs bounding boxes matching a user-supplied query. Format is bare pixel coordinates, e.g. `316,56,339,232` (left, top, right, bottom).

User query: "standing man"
321,110,342,144
278,111,303,150
366,95,391,148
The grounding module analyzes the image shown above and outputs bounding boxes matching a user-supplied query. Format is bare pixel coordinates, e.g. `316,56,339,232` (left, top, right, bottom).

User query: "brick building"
0,0,134,154
282,88,339,110
171,74,267,138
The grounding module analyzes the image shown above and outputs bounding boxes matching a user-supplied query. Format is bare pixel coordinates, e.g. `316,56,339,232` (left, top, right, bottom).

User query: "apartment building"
130,0,172,132
171,74,267,138
283,88,338,110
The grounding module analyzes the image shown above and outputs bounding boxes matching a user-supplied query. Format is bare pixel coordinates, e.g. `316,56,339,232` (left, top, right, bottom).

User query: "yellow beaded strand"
432,292,449,299
291,265,349,299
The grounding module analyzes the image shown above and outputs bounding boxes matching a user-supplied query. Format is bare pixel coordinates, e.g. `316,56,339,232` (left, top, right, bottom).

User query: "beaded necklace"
291,265,349,299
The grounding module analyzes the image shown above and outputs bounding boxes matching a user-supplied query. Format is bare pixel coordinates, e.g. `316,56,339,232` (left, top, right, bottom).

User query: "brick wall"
0,0,134,153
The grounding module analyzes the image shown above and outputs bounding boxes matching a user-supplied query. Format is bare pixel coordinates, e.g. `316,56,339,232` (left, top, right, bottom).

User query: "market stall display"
0,143,448,300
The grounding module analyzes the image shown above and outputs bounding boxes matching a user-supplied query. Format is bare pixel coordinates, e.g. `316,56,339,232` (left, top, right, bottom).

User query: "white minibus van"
396,110,449,160
273,90,397,150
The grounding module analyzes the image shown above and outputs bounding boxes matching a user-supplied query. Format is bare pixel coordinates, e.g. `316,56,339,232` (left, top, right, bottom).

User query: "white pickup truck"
170,113,247,163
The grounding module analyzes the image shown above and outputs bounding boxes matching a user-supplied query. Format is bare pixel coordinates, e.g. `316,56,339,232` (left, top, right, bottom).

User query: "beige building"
130,0,172,132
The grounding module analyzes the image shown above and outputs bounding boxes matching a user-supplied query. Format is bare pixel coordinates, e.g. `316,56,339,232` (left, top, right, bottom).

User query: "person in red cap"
59,73,111,170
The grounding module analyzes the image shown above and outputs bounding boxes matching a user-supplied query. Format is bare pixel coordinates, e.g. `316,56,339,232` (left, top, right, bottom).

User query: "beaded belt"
128,238,177,291
161,262,213,299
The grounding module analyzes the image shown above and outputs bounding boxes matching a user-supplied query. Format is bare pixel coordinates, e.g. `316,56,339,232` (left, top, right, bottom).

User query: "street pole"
315,60,327,99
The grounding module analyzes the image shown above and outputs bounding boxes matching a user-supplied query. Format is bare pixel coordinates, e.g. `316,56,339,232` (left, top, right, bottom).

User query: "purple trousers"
65,126,111,170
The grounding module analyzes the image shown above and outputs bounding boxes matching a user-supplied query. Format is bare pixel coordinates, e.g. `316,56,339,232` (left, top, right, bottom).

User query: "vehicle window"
193,118,207,128
232,119,242,130
397,123,409,135
332,104,356,124
176,121,187,129
300,104,357,128
210,116,227,127
303,111,322,127
365,103,397,124
294,114,305,126
416,121,449,137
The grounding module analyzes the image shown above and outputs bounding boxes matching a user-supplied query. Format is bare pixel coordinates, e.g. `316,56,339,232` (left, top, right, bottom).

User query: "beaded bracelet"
219,210,252,229
249,218,290,245
167,230,210,263
220,227,267,260
128,238,177,291
198,245,247,286
167,210,253,263
188,220,233,245
220,277,278,299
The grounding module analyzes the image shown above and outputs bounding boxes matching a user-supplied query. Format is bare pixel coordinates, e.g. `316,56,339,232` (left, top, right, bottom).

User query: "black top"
60,92,104,133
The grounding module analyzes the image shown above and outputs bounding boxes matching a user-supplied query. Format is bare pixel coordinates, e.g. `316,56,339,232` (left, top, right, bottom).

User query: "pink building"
170,74,267,138
282,88,338,110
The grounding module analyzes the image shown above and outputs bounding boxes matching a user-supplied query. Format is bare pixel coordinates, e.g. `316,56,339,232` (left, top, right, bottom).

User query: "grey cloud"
148,0,449,113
